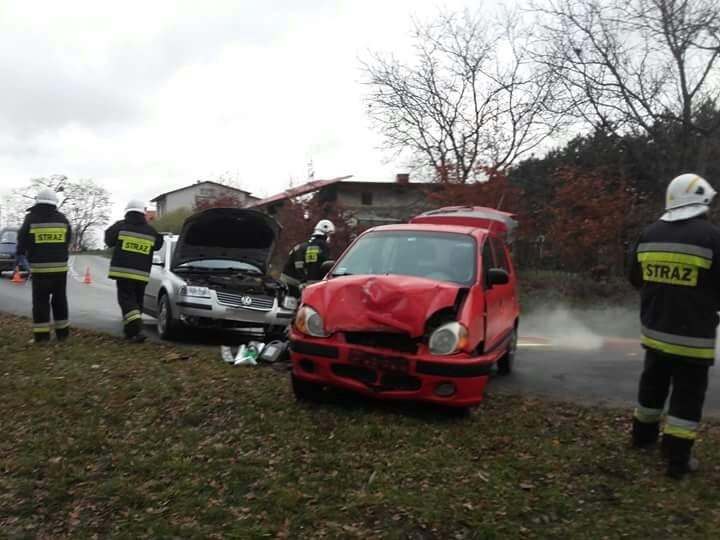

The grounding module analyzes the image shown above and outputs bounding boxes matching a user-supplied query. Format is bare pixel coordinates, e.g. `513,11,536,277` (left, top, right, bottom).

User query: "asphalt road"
1,254,719,416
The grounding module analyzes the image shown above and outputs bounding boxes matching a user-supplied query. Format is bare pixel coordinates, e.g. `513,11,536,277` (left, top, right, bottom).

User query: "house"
248,174,438,227
151,180,260,217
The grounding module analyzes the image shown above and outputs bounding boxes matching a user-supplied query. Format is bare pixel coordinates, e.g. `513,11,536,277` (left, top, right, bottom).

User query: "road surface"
1,254,718,415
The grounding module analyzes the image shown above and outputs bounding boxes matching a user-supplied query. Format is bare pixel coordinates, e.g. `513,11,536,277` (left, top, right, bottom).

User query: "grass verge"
1,313,719,539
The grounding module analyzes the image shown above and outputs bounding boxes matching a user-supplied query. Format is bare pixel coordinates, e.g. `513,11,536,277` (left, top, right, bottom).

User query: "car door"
144,239,169,315
489,236,516,341
481,238,504,351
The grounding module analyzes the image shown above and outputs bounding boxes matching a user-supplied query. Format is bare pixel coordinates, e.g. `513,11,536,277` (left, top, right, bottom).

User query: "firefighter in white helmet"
627,173,720,478
15,188,72,343
280,219,336,297
104,200,164,342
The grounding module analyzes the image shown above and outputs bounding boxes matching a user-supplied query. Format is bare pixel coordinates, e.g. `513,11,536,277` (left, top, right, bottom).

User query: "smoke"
519,305,640,351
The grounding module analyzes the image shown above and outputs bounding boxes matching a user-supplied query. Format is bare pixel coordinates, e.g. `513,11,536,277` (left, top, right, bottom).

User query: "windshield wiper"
331,270,353,277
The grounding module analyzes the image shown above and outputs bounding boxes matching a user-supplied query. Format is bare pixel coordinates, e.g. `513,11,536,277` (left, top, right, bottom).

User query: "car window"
490,237,509,272
0,230,17,243
481,239,495,276
334,231,477,285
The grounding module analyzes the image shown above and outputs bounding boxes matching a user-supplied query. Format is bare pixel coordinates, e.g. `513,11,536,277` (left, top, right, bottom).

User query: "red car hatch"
410,206,517,237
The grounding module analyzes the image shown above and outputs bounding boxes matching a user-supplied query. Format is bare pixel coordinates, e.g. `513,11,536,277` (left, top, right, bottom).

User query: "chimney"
395,173,410,184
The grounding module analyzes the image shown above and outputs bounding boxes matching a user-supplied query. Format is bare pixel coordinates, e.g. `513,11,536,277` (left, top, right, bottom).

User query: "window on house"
361,192,373,205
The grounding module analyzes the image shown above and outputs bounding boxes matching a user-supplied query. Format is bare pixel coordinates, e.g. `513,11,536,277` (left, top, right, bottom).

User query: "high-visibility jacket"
105,213,164,283
627,215,720,363
16,204,71,275
280,234,330,287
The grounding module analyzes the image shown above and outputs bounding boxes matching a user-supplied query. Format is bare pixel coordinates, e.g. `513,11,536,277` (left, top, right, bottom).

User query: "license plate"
348,350,409,372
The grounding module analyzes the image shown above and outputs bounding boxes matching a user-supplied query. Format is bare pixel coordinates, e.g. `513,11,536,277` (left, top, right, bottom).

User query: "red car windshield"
332,231,477,285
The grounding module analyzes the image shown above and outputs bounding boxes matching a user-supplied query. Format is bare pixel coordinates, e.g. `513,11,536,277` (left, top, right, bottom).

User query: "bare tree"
4,175,111,249
533,0,720,170
363,9,563,183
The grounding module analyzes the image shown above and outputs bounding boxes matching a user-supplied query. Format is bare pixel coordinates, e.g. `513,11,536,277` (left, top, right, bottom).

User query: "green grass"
1,313,720,538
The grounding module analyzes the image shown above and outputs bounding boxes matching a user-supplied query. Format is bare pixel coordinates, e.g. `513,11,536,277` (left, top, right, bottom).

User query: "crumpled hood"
172,208,280,272
302,275,461,337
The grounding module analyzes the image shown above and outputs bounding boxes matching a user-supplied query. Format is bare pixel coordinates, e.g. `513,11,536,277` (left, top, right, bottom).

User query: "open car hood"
171,208,280,272
302,275,461,338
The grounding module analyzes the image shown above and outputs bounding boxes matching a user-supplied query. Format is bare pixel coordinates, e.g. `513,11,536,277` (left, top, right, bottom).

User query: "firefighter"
280,219,335,297
627,173,720,479
105,200,164,343
16,189,72,343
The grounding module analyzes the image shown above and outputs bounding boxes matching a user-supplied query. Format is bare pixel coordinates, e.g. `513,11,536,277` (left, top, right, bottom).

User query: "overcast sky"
0,0,485,221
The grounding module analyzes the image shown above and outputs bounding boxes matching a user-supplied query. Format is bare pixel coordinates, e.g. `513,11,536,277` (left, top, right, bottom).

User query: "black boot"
632,418,659,449
663,434,698,479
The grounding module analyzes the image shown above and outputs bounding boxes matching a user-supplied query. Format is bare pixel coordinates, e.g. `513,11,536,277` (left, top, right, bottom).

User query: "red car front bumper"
289,331,498,407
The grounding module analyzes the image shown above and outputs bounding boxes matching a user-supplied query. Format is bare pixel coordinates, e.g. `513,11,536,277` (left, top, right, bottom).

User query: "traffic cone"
11,266,24,284
83,267,92,285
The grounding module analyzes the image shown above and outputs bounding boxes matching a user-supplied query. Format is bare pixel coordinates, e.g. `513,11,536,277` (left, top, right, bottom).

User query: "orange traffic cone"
83,267,92,285
11,266,24,284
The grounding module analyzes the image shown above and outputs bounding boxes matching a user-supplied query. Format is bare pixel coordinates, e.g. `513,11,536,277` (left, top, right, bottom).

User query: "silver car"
142,208,298,340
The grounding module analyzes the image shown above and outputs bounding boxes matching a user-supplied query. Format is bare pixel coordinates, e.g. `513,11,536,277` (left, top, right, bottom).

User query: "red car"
289,207,519,410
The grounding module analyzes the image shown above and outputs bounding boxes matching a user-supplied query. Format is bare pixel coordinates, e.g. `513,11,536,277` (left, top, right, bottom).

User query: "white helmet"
661,173,717,222
125,199,146,214
313,219,336,236
35,188,58,206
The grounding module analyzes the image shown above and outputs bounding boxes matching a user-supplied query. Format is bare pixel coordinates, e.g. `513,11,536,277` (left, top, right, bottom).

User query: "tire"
291,373,325,402
497,326,518,376
156,293,183,340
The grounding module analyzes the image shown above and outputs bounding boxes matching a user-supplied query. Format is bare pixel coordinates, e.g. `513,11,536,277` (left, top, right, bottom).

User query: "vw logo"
240,296,253,306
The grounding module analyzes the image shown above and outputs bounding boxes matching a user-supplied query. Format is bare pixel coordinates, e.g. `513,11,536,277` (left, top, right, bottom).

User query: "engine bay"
183,270,286,297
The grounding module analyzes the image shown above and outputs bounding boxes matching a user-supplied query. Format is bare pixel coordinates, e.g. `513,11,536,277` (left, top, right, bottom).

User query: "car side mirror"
320,259,336,276
486,268,509,287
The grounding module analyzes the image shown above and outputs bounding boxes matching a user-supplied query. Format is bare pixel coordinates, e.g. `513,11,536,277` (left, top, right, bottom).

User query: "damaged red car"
289,206,519,410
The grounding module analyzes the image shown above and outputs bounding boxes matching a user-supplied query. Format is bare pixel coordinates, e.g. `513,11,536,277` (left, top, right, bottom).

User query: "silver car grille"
215,291,275,312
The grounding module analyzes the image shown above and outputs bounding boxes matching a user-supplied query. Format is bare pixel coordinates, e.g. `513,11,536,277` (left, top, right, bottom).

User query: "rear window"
0,230,17,243
332,231,477,285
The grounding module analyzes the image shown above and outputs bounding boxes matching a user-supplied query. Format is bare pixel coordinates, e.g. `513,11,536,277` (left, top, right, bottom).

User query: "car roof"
365,223,492,239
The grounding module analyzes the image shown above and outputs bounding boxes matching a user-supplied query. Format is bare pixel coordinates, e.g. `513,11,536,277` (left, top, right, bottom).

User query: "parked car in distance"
0,227,26,275
289,206,519,411
142,208,297,340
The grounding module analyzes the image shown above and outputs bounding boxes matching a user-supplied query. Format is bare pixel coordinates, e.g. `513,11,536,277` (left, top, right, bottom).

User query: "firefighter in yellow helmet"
627,173,720,479
16,189,72,343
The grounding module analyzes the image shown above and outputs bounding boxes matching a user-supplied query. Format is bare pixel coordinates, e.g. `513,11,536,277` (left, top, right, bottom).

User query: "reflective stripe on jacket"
16,206,71,275
105,215,163,283
627,217,720,364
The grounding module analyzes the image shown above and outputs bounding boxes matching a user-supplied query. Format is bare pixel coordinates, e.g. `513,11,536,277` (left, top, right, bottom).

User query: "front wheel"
497,327,517,376
157,294,183,340
291,374,325,402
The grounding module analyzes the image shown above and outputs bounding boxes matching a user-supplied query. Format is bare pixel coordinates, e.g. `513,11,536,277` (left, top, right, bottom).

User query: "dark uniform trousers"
633,349,709,467
31,273,69,342
116,279,146,338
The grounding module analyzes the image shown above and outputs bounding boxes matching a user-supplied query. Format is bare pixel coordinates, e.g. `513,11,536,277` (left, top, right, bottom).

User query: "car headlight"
294,305,328,337
179,285,211,298
428,322,469,355
282,296,299,311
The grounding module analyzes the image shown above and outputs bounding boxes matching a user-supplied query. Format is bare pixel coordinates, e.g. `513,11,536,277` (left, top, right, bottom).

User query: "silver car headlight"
179,285,211,298
281,296,299,311
293,305,328,337
428,322,469,355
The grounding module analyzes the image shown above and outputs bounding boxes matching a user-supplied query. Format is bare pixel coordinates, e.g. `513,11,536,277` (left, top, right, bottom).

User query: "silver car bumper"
174,290,295,327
